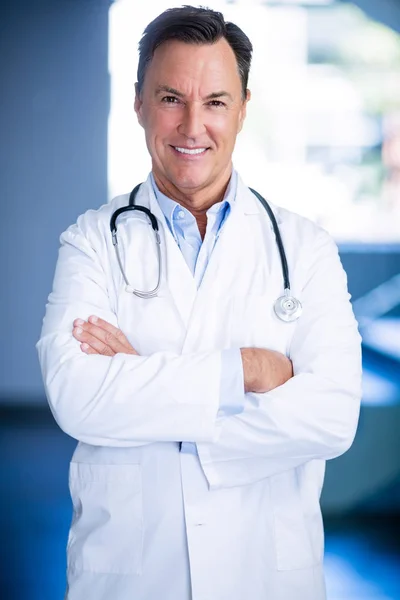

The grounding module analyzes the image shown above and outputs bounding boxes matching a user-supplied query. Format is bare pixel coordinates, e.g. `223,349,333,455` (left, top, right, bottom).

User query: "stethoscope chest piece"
274,289,302,322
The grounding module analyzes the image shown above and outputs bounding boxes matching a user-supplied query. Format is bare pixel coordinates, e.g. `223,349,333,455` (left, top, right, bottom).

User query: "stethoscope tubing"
110,183,162,298
249,188,290,292
109,183,302,321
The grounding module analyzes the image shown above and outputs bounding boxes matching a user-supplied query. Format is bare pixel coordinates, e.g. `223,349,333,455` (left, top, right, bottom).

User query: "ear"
237,88,251,134
134,83,144,128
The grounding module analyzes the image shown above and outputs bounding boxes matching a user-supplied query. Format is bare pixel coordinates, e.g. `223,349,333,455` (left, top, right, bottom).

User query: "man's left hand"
72,316,139,356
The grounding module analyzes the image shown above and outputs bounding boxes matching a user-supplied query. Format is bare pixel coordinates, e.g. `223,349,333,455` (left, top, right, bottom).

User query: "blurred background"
0,0,399,598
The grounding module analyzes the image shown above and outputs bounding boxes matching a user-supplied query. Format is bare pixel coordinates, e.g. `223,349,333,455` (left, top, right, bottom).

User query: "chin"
173,176,207,190
169,167,213,191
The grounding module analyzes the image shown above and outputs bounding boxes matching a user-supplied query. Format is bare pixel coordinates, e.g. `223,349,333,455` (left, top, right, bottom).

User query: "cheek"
148,109,180,142
208,114,241,147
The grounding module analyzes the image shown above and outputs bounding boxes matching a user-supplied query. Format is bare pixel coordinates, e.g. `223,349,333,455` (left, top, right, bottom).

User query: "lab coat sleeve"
197,228,362,489
180,349,245,455
218,348,246,417
36,222,221,447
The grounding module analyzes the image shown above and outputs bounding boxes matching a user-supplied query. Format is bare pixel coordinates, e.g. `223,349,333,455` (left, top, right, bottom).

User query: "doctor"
37,5,362,600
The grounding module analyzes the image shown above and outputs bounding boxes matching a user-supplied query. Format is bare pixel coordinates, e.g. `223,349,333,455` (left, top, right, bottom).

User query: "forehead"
144,38,241,94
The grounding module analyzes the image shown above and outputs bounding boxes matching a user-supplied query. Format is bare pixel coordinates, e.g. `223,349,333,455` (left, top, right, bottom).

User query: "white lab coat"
37,174,362,600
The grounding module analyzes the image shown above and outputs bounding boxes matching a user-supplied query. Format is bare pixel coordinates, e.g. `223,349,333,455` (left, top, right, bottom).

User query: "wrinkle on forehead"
146,38,242,101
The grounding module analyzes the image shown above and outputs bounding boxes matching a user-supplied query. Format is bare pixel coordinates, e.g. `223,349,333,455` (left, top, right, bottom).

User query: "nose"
178,103,206,140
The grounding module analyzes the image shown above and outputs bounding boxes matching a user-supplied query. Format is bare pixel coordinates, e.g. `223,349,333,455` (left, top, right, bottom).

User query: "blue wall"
0,0,110,400
347,0,400,33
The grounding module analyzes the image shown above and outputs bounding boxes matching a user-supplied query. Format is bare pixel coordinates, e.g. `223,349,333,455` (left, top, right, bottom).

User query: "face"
134,38,250,200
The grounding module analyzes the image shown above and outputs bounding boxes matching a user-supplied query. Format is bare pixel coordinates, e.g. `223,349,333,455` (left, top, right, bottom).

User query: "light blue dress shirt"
150,172,245,454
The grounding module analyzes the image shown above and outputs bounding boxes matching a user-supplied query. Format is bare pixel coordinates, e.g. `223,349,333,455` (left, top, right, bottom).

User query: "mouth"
170,145,210,159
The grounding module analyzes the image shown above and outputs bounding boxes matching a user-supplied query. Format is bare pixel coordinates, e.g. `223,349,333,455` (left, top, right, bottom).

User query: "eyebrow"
155,85,233,102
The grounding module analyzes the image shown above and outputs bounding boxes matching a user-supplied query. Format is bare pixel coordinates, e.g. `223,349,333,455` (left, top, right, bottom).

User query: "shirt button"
178,210,185,219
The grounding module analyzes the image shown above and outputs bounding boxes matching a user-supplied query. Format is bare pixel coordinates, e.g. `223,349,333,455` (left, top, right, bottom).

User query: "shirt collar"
150,170,238,228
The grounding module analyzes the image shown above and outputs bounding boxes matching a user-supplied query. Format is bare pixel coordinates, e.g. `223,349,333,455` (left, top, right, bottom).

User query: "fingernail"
74,327,82,335
81,343,89,352
89,315,98,323
74,319,84,326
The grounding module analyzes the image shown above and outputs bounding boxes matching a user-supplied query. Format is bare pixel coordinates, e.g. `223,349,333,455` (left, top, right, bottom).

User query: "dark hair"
137,5,253,100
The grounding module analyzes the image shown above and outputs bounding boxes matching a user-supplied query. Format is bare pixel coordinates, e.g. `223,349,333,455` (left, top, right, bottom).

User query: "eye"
161,96,180,104
208,100,226,107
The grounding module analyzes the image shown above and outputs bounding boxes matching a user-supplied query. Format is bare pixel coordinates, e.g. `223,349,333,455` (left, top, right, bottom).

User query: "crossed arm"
37,221,361,488
72,315,294,394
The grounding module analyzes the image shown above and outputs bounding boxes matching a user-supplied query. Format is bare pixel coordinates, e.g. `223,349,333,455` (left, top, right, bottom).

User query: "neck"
152,164,233,218
153,166,232,240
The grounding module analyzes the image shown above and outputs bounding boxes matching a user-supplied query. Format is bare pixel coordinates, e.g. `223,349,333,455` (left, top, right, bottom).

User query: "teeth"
174,147,207,155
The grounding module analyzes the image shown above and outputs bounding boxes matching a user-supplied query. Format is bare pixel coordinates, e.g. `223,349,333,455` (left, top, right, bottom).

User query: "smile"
172,146,209,156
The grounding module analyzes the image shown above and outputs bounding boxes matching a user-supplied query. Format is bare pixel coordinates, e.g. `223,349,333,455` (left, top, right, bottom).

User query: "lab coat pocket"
67,462,143,575
270,470,317,570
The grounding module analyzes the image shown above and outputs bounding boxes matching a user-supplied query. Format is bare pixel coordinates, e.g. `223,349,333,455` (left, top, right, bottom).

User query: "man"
37,6,362,600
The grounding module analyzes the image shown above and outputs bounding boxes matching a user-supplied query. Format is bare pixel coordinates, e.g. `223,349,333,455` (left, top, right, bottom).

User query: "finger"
73,320,125,354
72,317,138,355
78,316,138,355
74,322,137,356
73,326,116,356
73,317,130,351
87,316,133,351
80,342,99,355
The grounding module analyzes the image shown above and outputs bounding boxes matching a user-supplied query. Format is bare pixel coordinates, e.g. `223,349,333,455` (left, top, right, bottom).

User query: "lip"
170,145,210,160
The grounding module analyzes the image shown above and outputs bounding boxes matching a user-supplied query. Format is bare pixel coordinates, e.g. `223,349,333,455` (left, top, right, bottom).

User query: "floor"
1,408,399,600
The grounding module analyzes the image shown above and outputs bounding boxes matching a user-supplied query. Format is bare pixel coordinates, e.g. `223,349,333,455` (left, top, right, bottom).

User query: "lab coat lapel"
134,176,282,340
182,177,279,352
195,176,278,299
142,177,198,328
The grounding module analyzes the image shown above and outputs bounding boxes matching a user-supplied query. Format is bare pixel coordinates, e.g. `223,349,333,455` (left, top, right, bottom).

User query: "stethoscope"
110,183,302,322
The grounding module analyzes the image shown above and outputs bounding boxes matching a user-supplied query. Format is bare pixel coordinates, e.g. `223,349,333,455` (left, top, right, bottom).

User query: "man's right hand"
241,348,293,394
